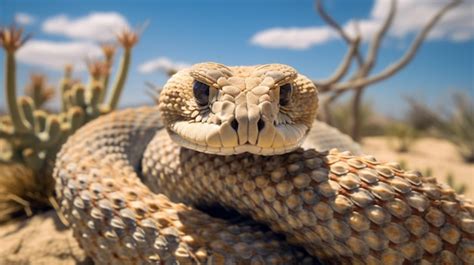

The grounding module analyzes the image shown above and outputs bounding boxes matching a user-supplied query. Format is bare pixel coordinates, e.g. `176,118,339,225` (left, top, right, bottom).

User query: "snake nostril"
230,119,239,131
257,119,265,131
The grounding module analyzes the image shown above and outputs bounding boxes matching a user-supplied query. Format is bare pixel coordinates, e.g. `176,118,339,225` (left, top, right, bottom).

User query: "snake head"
158,62,318,155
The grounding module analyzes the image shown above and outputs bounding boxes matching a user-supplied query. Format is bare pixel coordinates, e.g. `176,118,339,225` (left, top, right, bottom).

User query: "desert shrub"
404,97,439,132
440,94,474,162
421,167,433,178
405,92,474,163
446,172,467,194
386,122,419,152
329,99,385,139
397,159,408,170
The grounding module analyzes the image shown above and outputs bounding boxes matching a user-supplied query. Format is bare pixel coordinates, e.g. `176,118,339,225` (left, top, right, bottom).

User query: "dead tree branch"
334,0,461,92
349,0,396,140
315,0,364,65
363,0,396,73
312,0,461,140
313,37,360,88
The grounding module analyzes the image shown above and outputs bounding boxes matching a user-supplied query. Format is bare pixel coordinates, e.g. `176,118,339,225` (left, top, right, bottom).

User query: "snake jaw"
167,121,309,156
160,62,318,156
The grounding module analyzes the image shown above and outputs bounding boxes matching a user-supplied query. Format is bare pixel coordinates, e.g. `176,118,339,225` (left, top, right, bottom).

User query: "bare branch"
315,0,364,65
319,90,343,124
363,0,396,72
145,81,161,104
352,21,361,40
330,0,461,92
315,0,351,42
314,36,360,89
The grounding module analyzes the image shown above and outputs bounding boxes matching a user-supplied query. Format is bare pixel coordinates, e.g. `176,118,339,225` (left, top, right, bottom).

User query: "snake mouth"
168,121,308,156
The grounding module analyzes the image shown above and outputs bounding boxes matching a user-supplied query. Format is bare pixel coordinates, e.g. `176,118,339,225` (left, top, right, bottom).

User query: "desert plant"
439,94,474,163
446,172,467,194
404,96,439,132
145,81,163,104
386,122,419,152
421,167,433,178
0,25,139,221
405,93,474,163
324,98,385,139
24,74,55,109
397,159,408,170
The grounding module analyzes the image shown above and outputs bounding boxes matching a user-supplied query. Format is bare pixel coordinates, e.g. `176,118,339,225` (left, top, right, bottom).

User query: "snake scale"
54,63,473,264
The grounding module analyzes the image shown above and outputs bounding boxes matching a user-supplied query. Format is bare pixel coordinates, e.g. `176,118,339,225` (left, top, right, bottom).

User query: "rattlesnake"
54,63,473,264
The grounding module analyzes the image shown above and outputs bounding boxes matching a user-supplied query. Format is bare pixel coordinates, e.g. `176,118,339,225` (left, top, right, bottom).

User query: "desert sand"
0,211,89,265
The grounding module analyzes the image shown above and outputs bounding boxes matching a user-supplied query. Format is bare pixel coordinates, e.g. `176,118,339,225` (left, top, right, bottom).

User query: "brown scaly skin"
55,63,474,264
143,130,474,264
54,107,316,264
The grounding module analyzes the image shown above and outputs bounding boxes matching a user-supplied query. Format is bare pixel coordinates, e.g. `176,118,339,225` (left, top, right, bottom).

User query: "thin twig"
362,0,396,73
145,81,161,103
7,194,32,217
314,36,360,88
348,0,396,140
319,91,344,124
331,0,461,92
315,0,364,65
49,196,69,226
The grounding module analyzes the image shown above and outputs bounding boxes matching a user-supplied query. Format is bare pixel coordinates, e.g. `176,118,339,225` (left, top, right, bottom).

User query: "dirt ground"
0,211,90,265
362,136,474,200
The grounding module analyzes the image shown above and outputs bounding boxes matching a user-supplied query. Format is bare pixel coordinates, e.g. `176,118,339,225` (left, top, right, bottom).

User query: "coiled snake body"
54,63,473,264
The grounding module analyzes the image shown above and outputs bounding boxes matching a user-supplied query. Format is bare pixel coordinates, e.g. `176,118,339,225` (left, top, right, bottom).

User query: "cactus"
24,74,55,109
0,25,139,220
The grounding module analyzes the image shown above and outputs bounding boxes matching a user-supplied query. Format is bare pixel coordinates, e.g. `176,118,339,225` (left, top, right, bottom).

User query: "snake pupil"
193,81,210,106
279,83,292,106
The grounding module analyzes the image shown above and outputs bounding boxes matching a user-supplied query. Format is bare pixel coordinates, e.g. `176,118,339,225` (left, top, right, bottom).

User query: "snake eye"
193,81,210,106
279,83,292,106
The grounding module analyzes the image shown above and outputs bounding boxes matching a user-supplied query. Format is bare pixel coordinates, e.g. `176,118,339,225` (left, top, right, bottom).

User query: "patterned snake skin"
54,63,473,264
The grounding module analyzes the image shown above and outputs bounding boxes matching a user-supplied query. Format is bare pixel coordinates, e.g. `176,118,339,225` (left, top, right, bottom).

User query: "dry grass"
405,93,474,163
0,159,53,223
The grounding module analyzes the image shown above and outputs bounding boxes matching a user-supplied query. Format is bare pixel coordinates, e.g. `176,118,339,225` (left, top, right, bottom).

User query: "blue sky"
1,0,473,117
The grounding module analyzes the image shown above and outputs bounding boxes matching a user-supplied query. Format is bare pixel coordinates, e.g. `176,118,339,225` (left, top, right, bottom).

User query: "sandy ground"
0,211,90,265
362,136,474,200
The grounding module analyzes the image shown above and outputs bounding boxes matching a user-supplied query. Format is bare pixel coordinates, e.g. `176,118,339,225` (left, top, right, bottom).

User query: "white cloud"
138,57,190,74
250,27,337,50
251,0,473,49
15,12,35,25
42,12,130,42
17,40,102,71
343,19,382,41
371,0,473,42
